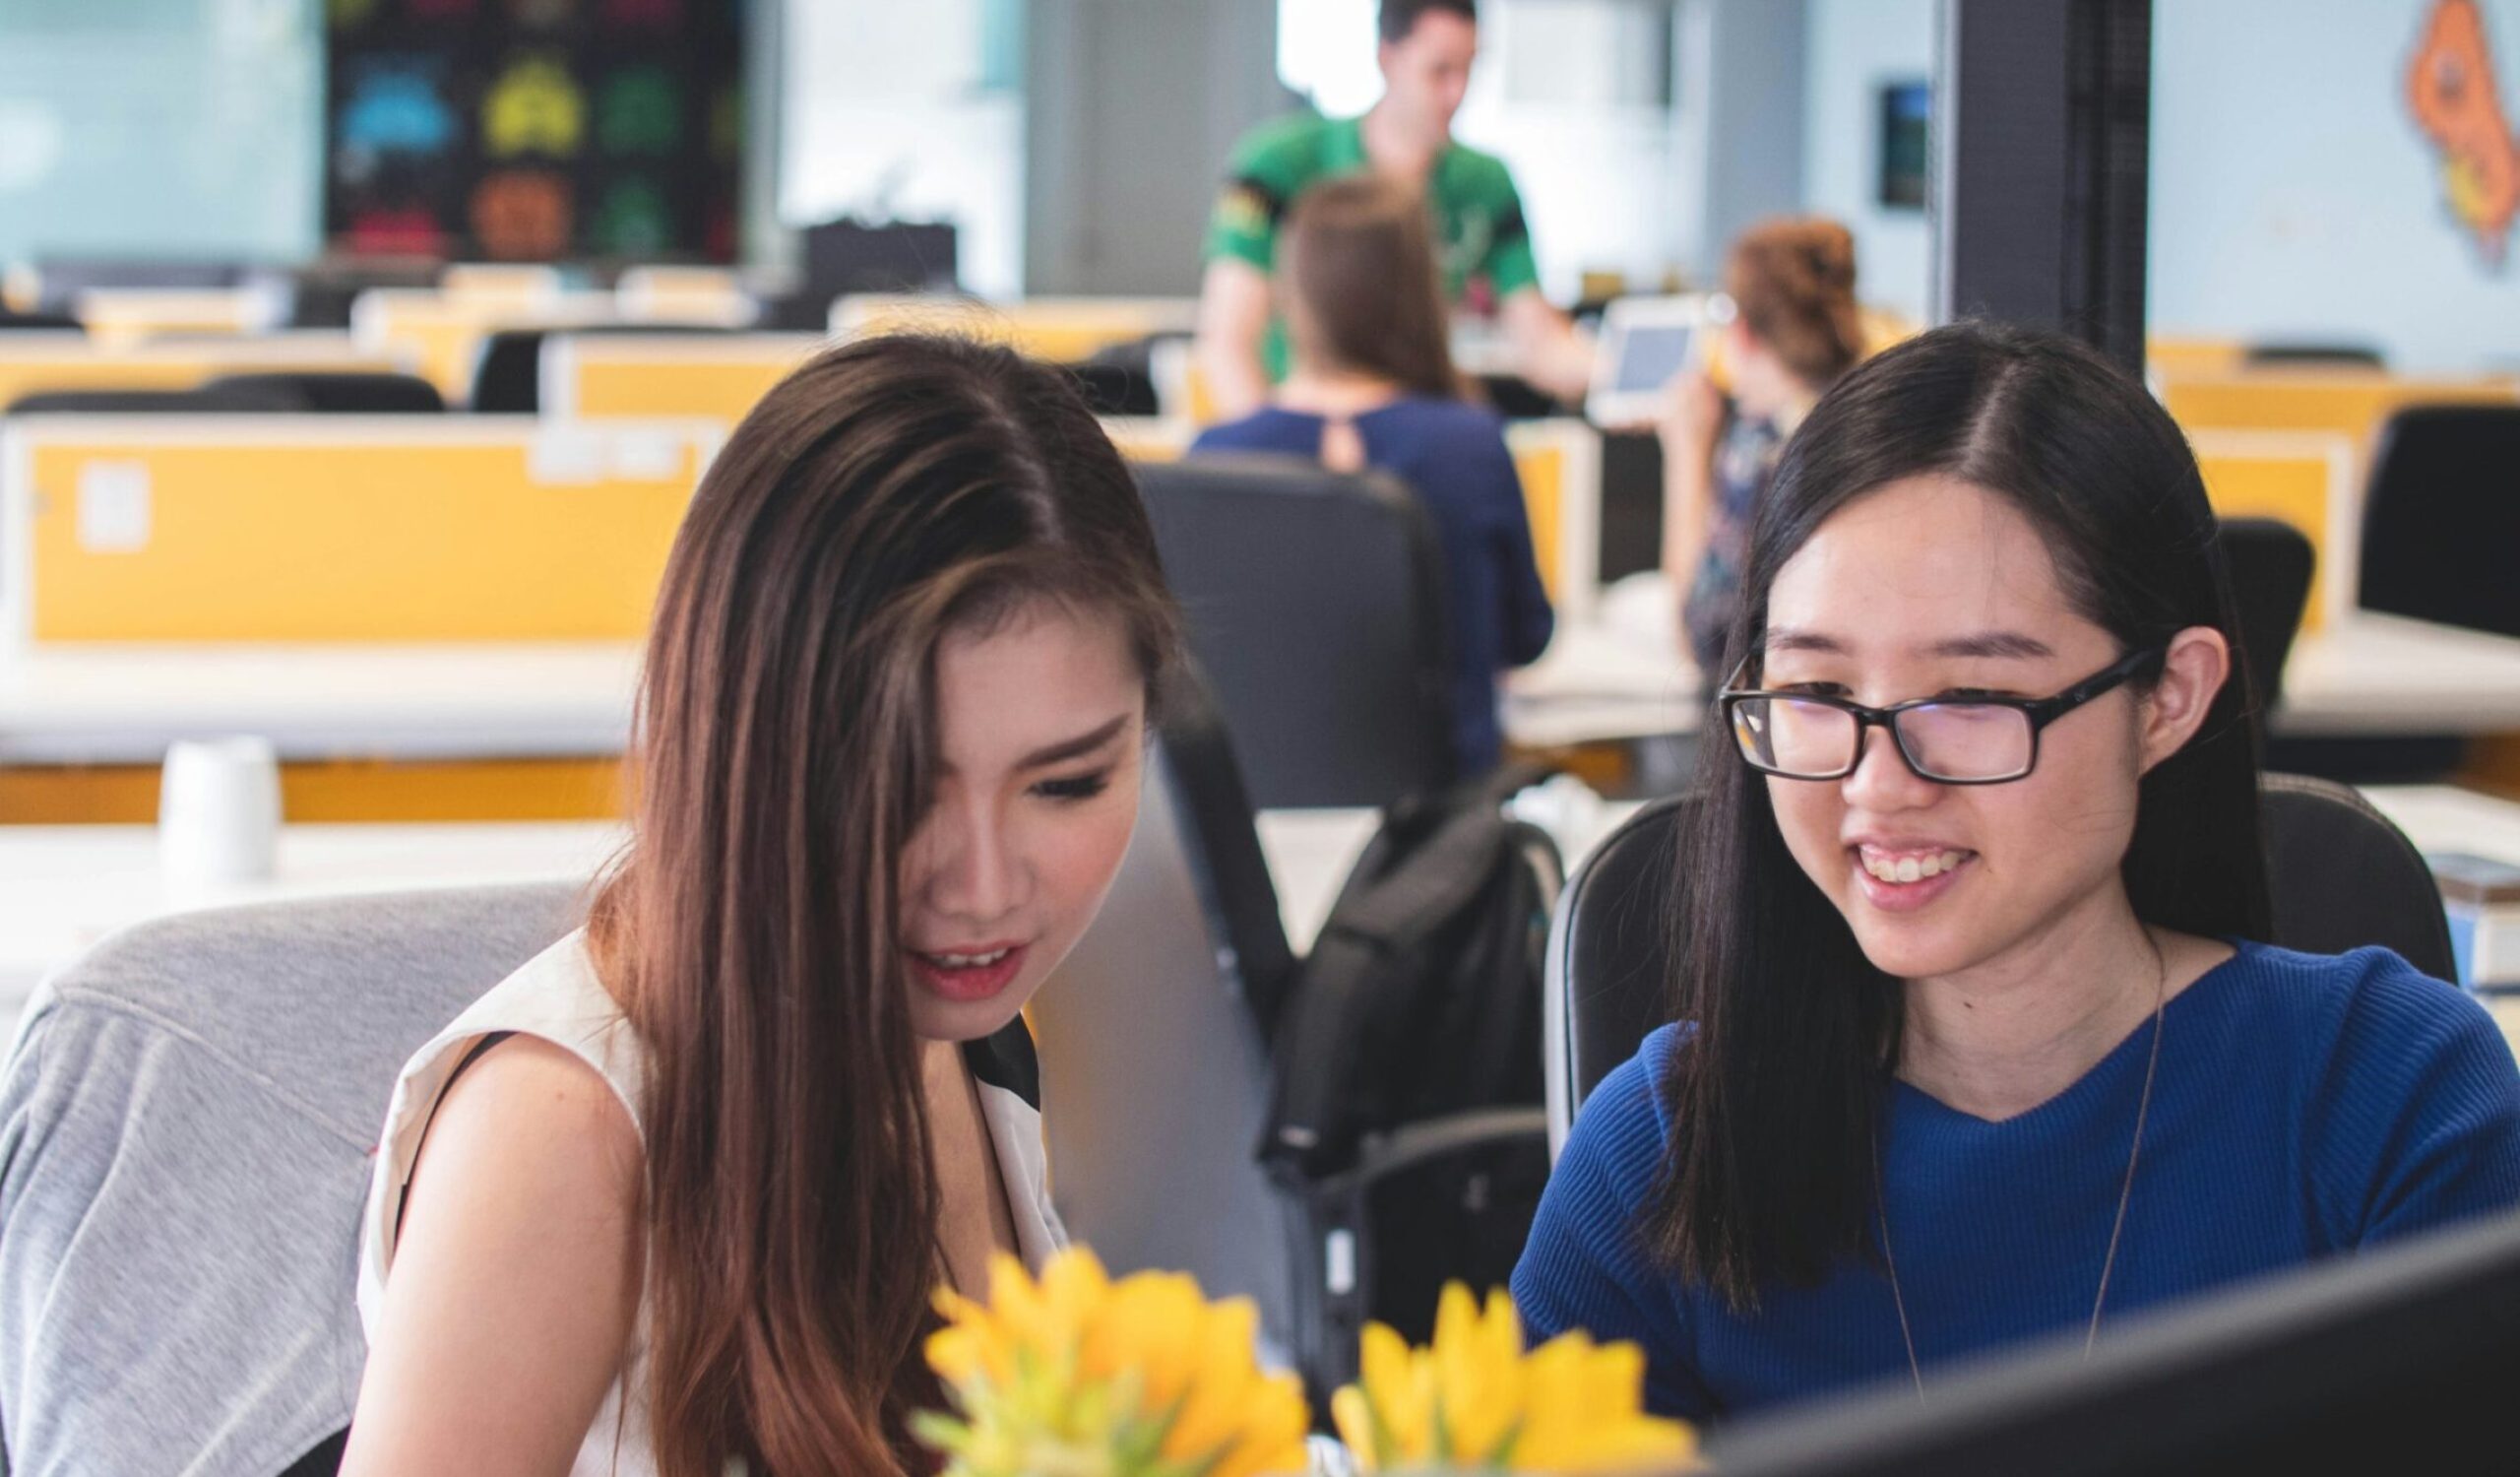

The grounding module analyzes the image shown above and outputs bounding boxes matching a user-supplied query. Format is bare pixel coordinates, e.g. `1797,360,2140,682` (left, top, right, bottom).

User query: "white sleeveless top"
358,931,1068,1476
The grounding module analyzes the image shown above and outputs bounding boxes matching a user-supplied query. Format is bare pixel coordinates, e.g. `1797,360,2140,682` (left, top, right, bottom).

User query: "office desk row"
8,787,2519,1058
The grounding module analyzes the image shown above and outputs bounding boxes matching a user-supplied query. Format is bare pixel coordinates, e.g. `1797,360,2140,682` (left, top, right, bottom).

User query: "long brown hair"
1280,174,1468,400
589,335,1179,1475
1727,216,1863,387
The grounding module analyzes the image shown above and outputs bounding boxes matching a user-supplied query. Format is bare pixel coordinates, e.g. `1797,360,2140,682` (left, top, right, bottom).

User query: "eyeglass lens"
1731,697,2037,781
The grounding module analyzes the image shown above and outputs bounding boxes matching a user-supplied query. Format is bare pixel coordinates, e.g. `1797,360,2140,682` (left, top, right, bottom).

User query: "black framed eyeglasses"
1718,644,2170,785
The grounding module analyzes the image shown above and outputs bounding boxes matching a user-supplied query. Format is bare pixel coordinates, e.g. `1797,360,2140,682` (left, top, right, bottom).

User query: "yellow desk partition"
0,334,407,412
437,263,566,311
1,416,720,643
2191,430,2358,632
1506,418,1603,620
74,289,284,349
349,288,616,401
2160,371,2519,458
615,266,757,326
831,295,1198,366
541,333,824,422
2146,337,2247,377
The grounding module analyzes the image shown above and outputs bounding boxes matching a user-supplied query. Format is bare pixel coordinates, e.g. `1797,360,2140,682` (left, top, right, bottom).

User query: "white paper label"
76,461,151,552
528,427,606,484
608,428,686,482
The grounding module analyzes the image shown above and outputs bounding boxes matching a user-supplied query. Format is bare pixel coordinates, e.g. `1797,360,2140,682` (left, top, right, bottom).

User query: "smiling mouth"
908,942,1030,1003
1857,848,1975,884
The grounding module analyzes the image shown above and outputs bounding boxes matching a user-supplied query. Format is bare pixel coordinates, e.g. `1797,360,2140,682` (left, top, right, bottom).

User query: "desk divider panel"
2161,372,2520,459
0,335,405,413
540,334,824,422
1,416,722,644
830,295,1198,366
1506,418,1604,622
2192,429,2358,632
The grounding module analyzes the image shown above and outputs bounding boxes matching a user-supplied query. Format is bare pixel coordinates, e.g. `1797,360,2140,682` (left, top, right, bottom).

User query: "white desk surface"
0,644,639,763
0,801,1655,1035
2,789,2514,1051
4,601,2519,764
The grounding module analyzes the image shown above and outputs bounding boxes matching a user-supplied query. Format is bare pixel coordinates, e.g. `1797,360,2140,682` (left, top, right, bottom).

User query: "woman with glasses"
1513,322,2520,1422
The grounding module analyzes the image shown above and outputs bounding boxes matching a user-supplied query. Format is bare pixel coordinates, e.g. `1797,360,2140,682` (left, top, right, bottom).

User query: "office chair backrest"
469,328,548,413
203,370,446,414
1034,672,1302,1344
6,382,300,416
0,883,584,1476
1137,456,1456,808
0,311,82,333
2242,342,2387,370
1544,775,2456,1142
2360,404,2520,640
2219,517,2315,710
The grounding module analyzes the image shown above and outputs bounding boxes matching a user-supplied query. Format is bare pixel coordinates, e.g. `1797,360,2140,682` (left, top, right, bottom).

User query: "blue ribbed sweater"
1511,942,2520,1423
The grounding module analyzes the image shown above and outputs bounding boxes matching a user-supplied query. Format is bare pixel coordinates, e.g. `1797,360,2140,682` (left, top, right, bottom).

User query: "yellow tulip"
1332,1282,1699,1473
921,1247,1310,1477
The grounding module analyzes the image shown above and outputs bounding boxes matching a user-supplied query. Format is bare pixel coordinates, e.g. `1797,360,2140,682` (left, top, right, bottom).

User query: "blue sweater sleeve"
2306,950,2520,1249
1511,1034,1710,1419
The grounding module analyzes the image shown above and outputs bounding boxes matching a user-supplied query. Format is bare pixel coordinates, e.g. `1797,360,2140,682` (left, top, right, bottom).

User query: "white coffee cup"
158,736,283,885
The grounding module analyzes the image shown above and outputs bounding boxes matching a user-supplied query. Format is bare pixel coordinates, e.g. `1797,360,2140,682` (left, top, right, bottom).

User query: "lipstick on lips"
909,941,1030,1002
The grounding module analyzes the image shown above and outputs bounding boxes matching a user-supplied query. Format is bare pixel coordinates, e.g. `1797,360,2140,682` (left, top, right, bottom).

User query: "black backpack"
1256,764,1563,1397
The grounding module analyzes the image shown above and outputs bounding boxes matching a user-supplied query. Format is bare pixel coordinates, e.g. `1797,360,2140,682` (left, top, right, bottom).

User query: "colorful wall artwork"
2409,0,2520,269
325,0,741,261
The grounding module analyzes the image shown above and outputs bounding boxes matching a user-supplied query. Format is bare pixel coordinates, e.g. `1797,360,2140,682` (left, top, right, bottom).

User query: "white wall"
781,0,1026,298
2151,0,2520,373
1799,0,1934,324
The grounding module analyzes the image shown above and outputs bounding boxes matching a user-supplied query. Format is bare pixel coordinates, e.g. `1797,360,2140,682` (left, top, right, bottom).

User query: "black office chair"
202,371,446,414
2359,404,2520,641
1136,457,1457,808
5,383,300,416
0,310,82,333
1544,774,2459,1136
2219,518,2315,711
2242,342,2387,370
470,322,737,413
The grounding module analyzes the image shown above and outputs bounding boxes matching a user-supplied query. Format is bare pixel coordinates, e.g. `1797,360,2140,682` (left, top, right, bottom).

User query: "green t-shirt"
1205,112,1543,379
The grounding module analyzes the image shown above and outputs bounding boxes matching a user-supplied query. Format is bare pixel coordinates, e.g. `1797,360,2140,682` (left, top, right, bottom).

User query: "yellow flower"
1331,1283,1698,1474
920,1247,1312,1477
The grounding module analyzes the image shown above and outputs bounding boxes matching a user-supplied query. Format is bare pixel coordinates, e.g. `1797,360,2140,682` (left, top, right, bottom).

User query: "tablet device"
1587,293,1723,426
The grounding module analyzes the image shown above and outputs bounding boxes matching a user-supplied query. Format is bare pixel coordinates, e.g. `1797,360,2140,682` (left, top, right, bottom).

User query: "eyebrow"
1761,627,2055,661
1015,713,1134,770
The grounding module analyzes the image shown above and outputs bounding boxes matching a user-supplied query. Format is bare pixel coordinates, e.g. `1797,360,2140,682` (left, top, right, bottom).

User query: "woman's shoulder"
2211,939,2513,1105
417,930,648,1125
1189,407,1316,455
1556,1022,1697,1200
1372,395,1509,442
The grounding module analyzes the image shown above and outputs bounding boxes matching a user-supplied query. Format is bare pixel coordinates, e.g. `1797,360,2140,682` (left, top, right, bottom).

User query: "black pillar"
1930,0,2152,376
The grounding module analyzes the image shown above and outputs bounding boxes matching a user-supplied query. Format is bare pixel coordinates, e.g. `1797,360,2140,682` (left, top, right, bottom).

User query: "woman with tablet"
1192,173,1553,776
345,336,1180,1476
1660,217,1862,678
1515,323,2520,1421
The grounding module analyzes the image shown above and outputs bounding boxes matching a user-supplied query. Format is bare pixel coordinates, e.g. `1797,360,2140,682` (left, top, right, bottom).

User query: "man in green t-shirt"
1194,0,1596,421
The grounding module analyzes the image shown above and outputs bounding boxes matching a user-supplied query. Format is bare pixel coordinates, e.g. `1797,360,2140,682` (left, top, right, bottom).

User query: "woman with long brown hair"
1660,216,1864,679
1192,172,1552,777
344,335,1180,1475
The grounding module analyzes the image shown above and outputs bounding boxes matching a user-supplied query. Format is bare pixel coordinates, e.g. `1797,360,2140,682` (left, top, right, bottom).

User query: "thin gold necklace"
1870,942,2171,1399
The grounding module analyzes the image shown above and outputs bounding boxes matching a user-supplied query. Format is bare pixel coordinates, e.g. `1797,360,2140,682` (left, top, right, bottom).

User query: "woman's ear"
2138,625,2232,773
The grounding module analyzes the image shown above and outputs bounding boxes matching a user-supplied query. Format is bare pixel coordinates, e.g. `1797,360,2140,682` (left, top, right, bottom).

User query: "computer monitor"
1695,1209,2520,1476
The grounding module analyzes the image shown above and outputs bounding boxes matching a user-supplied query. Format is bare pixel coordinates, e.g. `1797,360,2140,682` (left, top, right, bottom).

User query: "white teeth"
931,948,1011,968
1861,850,1970,883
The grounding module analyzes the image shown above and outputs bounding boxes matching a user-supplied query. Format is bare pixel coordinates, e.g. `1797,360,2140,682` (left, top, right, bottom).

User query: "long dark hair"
1281,174,1468,401
1648,322,2271,1309
589,335,1179,1475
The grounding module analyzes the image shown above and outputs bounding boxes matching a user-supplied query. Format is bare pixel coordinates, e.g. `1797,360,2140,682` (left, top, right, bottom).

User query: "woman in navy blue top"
1512,323,2520,1423
1191,173,1552,774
